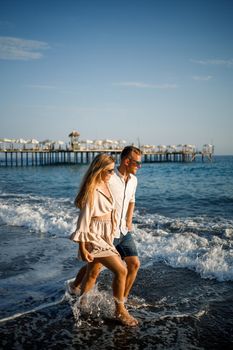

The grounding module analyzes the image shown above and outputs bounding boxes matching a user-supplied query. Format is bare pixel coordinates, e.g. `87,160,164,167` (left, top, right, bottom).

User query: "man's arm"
126,202,135,231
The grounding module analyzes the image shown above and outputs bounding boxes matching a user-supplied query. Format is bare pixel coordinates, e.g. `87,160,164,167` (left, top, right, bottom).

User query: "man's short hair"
121,145,142,160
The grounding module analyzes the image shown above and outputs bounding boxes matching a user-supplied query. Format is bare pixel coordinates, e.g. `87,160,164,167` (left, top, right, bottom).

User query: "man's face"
126,152,142,175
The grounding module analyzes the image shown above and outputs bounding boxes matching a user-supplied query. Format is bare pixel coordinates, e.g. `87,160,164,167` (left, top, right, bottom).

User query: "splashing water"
65,279,115,327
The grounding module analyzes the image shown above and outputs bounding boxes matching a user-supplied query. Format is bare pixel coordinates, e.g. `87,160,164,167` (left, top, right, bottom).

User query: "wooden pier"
0,149,213,167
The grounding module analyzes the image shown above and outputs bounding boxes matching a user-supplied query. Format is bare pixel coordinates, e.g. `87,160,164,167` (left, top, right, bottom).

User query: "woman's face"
101,162,115,182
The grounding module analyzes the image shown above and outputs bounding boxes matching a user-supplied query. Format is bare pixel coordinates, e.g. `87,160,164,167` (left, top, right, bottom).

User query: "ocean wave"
1,193,233,282
134,211,233,282
0,193,76,236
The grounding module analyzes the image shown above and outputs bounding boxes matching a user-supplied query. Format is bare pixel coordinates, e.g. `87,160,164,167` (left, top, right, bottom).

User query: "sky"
0,0,233,155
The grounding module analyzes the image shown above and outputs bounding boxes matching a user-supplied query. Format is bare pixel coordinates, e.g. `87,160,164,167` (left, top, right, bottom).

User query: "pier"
0,148,213,167
0,132,214,167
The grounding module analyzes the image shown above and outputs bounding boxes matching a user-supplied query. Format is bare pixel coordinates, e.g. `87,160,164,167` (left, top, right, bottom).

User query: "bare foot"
115,306,138,327
68,281,81,296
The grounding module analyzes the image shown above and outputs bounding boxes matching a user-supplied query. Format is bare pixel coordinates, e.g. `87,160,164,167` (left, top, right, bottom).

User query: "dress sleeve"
70,202,94,242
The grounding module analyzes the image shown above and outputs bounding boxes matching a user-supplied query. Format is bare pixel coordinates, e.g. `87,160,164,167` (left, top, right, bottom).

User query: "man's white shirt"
109,169,137,238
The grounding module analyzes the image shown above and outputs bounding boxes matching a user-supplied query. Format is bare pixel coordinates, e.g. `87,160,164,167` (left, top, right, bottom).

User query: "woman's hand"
79,242,94,262
81,250,94,262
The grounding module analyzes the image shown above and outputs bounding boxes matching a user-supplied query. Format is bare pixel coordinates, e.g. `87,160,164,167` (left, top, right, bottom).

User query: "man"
70,145,142,300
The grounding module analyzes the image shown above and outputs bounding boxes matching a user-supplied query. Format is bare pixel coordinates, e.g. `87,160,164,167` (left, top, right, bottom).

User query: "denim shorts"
113,232,138,259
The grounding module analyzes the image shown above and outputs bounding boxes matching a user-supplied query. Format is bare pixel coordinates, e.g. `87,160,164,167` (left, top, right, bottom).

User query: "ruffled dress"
70,186,119,258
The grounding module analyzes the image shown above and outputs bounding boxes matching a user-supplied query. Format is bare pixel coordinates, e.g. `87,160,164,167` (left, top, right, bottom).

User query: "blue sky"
0,0,232,154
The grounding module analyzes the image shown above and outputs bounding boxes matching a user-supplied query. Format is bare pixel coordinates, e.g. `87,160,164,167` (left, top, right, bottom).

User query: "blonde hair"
75,153,115,209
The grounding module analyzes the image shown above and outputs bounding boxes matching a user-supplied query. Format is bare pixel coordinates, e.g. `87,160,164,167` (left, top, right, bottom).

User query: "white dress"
70,186,119,258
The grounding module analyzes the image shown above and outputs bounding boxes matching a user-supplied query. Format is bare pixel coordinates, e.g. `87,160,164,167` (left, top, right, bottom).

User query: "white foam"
1,192,233,282
0,193,76,236
134,211,233,282
0,296,65,324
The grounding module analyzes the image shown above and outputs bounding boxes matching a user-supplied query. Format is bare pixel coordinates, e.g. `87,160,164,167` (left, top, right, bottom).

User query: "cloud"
192,75,213,81
26,84,59,90
114,81,177,89
0,36,49,60
190,58,233,67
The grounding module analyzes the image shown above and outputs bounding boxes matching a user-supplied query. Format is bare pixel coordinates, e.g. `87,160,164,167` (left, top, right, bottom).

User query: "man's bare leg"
123,256,140,299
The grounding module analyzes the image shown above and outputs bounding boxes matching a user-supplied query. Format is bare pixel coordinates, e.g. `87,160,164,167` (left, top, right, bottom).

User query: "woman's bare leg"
69,265,88,294
93,255,138,326
80,262,103,294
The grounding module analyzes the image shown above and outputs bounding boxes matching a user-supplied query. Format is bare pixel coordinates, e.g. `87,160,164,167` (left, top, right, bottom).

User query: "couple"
69,146,142,327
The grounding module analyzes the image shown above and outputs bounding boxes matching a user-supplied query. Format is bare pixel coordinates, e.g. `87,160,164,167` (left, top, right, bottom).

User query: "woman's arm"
70,201,94,243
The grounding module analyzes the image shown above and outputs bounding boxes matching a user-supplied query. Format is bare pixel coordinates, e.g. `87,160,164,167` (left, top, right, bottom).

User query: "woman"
70,154,138,327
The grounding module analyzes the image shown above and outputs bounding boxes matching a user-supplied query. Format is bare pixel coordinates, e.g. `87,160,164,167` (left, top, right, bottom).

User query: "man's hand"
126,221,133,231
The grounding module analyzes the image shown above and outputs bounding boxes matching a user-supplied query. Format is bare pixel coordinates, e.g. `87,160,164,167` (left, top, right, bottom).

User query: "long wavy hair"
75,153,115,209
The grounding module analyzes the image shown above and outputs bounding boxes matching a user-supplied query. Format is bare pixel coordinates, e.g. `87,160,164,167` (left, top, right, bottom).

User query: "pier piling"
0,149,214,167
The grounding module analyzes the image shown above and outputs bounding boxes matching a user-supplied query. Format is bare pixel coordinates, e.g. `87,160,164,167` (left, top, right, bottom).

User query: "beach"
0,156,233,349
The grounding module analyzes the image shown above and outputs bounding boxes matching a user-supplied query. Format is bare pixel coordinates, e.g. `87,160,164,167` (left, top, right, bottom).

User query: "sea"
0,155,233,350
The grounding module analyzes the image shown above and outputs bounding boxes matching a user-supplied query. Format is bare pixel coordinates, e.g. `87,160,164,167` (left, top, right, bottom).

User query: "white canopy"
86,139,93,144
27,139,39,144
117,139,126,144
40,139,53,145
94,140,103,145
0,138,15,143
103,139,113,144
16,138,27,144
52,140,65,145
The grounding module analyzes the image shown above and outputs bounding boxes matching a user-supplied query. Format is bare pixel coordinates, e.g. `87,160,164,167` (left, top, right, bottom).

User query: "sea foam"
0,193,76,237
1,192,233,282
134,211,233,282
